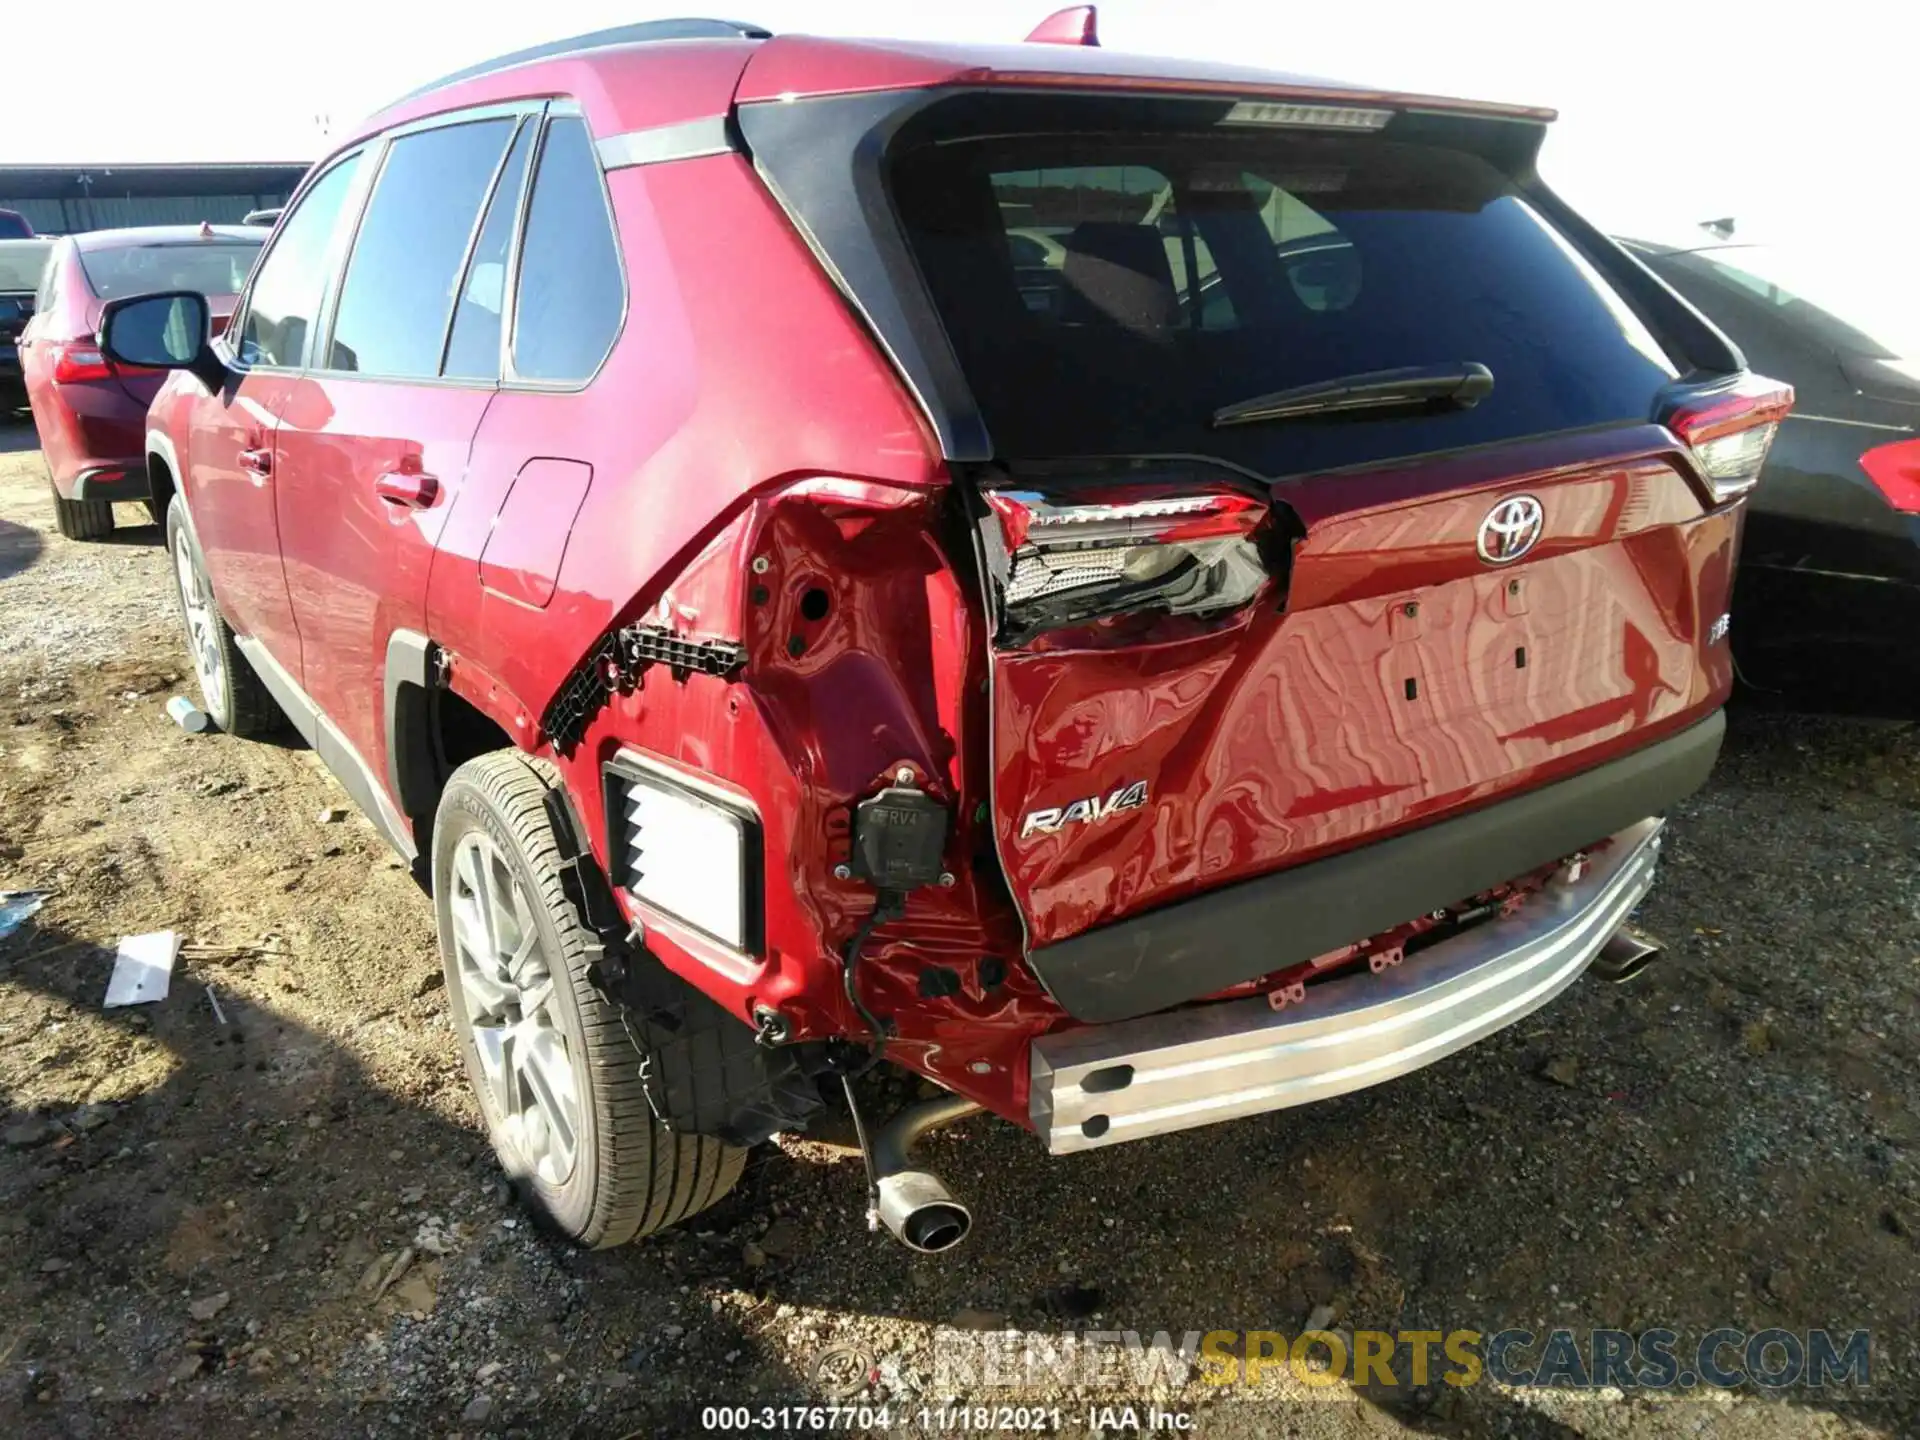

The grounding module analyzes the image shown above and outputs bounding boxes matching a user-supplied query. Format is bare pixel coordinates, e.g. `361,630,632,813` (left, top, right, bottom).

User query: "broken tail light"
1664,373,1795,504
978,484,1270,644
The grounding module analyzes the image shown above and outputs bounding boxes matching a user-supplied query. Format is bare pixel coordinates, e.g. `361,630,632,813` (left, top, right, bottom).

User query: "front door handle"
239,446,272,480
374,469,438,508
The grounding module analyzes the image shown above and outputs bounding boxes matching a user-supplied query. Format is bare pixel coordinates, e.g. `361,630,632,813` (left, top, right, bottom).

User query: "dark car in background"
20,224,260,538
0,208,33,239
1,239,54,414
1621,232,1920,704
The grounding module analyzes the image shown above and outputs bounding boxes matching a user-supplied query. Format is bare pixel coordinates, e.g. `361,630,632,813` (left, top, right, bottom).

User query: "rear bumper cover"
64,464,148,502
1027,709,1724,1023
1030,816,1664,1154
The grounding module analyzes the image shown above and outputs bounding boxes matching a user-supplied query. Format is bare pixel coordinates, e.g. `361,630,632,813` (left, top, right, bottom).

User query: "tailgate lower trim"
1027,709,1723,1023
1030,817,1663,1153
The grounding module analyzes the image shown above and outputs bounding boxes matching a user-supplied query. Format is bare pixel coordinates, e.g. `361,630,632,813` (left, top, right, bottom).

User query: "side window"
442,119,535,381
237,156,363,368
510,116,624,383
327,117,516,378
35,247,61,315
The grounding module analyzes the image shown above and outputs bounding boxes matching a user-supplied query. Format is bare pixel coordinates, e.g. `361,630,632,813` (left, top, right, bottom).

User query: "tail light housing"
977,484,1270,645
50,342,115,385
50,340,162,385
1859,436,1920,514
1664,374,1795,504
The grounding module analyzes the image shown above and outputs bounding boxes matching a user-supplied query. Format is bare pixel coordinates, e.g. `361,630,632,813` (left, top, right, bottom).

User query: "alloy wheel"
448,831,582,1186
173,535,228,722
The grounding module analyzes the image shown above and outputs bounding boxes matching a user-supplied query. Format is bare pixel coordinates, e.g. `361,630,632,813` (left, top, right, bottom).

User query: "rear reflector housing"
979,485,1269,645
1663,373,1795,504
606,755,762,955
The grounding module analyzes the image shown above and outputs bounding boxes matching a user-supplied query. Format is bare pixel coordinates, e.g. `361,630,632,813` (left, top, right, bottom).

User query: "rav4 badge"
1021,781,1150,839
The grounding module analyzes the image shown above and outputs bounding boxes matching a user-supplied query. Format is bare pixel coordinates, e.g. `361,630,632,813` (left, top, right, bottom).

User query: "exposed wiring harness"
838,889,906,1070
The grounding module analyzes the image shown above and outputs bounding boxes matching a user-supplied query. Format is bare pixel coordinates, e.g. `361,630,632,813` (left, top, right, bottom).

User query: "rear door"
274,110,534,791
872,97,1738,947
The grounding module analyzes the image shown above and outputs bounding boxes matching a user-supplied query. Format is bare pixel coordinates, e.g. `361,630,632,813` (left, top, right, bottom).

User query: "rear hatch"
741,70,1753,951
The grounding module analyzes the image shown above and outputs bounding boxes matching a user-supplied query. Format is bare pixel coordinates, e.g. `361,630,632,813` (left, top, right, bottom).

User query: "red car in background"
20,224,260,538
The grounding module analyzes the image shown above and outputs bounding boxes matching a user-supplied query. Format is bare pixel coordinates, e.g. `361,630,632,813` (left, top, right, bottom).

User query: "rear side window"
511,116,623,383
35,246,63,314
328,118,517,378
891,114,1681,475
443,119,535,381
237,156,362,369
78,242,260,300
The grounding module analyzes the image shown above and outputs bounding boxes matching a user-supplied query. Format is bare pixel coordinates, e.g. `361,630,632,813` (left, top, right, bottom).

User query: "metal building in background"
0,162,311,235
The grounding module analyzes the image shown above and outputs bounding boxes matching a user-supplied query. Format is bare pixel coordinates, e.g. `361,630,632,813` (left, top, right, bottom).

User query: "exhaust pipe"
1592,927,1663,984
865,1092,980,1253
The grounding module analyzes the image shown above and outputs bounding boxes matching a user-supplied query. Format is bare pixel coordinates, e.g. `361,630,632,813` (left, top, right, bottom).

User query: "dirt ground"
1,419,1917,1439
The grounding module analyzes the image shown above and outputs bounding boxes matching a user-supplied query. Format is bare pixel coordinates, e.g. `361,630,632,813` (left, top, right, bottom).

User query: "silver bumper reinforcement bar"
1029,817,1665,1155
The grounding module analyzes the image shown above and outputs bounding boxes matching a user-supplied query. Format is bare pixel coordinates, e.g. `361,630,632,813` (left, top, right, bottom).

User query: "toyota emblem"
1477,495,1544,565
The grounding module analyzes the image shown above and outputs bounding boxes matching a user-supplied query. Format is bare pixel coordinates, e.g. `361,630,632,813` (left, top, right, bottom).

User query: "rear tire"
165,499,281,736
434,751,745,1246
51,486,114,541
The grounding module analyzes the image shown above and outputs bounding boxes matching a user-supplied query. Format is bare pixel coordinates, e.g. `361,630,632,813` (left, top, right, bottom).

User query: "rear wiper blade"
1211,362,1494,429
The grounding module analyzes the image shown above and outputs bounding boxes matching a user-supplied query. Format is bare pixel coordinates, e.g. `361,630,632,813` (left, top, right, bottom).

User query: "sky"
7,0,1915,248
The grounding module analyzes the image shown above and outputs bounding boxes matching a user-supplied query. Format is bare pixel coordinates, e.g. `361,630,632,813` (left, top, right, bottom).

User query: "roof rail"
392,18,773,105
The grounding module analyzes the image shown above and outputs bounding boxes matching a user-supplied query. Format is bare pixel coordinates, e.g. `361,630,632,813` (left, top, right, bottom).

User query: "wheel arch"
145,428,188,530
385,630,533,859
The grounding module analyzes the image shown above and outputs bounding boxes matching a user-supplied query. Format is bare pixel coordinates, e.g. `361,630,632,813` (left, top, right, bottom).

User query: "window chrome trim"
596,115,733,170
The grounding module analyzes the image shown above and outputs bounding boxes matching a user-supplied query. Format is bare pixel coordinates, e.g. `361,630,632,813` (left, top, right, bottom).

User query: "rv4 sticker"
1021,781,1150,839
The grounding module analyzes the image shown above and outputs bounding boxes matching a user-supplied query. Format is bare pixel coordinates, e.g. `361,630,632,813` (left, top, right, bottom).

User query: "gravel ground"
1,422,1916,1438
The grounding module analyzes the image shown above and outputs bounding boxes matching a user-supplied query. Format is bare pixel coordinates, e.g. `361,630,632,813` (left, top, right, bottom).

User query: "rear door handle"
374,469,438,508
239,446,272,481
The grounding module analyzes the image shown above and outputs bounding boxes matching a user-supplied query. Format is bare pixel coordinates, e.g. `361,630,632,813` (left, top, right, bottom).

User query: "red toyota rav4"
109,13,1784,1254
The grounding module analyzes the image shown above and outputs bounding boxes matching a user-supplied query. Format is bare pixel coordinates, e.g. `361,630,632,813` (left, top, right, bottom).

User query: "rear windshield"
891,122,1680,476
78,241,260,299
0,242,52,292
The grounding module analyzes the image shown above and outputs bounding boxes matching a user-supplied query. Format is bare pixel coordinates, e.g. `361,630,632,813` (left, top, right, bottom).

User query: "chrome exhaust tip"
861,1091,981,1254
1592,927,1662,984
874,1170,973,1253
